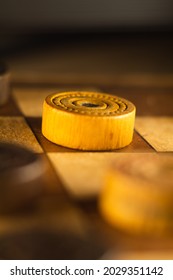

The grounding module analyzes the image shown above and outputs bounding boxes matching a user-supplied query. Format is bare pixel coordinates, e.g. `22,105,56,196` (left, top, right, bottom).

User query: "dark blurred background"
0,0,173,88
1,0,173,32
1,0,173,50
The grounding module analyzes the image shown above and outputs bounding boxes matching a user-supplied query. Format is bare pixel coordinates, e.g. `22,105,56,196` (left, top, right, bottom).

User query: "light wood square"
135,117,173,152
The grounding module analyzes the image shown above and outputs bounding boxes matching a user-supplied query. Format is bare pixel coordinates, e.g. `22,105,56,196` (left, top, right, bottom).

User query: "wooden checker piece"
0,143,46,214
2,41,173,260
0,62,10,106
99,153,173,236
42,91,136,150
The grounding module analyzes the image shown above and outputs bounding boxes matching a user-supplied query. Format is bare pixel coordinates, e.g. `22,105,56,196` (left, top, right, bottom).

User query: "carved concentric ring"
50,92,132,116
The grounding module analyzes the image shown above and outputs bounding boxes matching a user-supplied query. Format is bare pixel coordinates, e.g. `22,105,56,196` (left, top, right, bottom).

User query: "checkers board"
0,36,173,259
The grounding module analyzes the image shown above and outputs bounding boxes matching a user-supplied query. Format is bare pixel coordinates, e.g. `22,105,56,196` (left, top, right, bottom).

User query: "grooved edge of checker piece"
42,91,136,150
0,143,46,214
99,153,173,236
0,63,10,106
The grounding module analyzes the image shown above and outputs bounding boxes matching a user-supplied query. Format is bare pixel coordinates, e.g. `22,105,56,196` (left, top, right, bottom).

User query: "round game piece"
0,62,10,106
42,91,136,150
99,154,173,236
0,143,46,214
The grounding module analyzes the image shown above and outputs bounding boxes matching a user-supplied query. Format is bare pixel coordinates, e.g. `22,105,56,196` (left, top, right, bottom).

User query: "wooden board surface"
0,116,43,152
1,37,173,259
0,84,172,259
135,117,173,151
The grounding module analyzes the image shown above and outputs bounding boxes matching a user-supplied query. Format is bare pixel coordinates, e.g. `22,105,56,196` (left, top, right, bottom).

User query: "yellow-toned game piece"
99,153,173,236
42,91,136,150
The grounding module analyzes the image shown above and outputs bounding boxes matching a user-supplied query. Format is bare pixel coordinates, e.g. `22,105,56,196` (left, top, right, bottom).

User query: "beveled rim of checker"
45,91,135,117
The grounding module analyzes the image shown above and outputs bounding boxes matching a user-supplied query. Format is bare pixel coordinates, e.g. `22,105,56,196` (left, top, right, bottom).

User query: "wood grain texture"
27,118,154,153
135,117,173,151
48,152,111,198
48,153,158,198
12,87,58,117
42,92,136,150
0,116,43,152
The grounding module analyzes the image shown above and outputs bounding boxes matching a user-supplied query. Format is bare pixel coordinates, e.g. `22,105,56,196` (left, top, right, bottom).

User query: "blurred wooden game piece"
42,91,136,150
99,153,173,235
0,62,10,106
103,248,173,260
0,143,46,214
